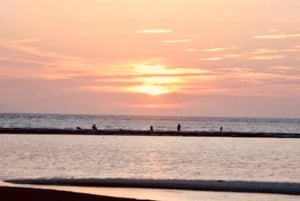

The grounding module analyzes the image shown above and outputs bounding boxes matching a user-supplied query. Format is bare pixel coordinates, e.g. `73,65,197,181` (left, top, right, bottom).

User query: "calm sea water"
1,113,300,133
0,135,299,182
1,113,300,194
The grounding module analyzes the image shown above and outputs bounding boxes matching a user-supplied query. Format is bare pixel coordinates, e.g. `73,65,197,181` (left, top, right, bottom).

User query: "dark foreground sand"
0,186,151,201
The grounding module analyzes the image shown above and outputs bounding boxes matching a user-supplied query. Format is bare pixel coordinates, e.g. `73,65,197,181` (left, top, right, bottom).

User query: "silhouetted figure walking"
92,124,97,130
177,124,181,131
150,125,153,132
220,126,223,132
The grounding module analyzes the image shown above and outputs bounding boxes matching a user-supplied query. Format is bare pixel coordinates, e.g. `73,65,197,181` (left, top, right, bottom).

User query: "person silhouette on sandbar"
150,125,154,132
177,124,181,131
92,124,97,130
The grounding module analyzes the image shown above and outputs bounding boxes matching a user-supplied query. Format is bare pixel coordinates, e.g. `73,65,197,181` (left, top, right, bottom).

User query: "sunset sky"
1,0,300,117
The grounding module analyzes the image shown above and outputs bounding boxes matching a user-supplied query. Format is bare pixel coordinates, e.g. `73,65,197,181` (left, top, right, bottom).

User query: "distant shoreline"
0,128,299,138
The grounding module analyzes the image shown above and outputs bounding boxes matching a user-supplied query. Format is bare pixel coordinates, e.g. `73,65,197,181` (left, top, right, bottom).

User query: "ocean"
1,113,300,133
1,135,300,182
0,113,300,199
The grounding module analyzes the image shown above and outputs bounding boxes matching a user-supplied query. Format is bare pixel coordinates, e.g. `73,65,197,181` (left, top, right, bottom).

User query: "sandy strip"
0,128,299,138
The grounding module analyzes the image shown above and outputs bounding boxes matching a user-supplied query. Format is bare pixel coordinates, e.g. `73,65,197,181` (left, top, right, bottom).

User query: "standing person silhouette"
177,124,181,131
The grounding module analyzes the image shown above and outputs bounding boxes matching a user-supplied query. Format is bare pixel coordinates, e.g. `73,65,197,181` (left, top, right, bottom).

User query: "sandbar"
0,128,299,138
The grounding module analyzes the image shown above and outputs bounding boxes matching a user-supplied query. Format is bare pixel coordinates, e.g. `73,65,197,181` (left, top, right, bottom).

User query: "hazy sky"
1,0,300,117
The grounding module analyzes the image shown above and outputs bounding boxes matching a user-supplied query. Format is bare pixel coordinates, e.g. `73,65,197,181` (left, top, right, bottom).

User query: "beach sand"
0,186,151,201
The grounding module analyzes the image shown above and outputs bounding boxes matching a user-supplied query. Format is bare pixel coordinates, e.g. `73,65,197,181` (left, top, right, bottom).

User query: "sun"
126,63,182,96
133,85,170,96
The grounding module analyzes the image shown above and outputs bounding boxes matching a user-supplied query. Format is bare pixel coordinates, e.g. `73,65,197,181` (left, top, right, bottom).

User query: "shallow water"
0,135,299,182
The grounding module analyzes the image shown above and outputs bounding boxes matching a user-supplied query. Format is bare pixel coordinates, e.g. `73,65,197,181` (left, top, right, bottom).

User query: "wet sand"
0,186,151,201
0,128,299,138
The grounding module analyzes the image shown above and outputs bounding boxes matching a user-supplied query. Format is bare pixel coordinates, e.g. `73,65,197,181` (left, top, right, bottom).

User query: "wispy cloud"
199,57,224,61
201,48,226,52
208,66,300,96
0,38,55,60
253,32,300,39
161,39,191,43
136,29,172,34
14,38,40,44
199,54,241,61
201,47,237,52
0,38,58,78
288,45,300,51
290,45,300,48
252,48,300,54
252,49,280,54
237,46,300,61
0,38,113,80
129,61,210,76
270,66,296,71
248,55,284,60
225,54,241,58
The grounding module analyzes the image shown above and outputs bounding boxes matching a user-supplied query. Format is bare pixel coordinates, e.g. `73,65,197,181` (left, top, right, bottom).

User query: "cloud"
195,47,241,61
252,49,280,54
224,54,241,59
248,55,284,60
199,57,224,61
201,48,226,52
286,45,300,52
238,47,299,62
0,38,60,78
252,48,300,54
136,29,172,34
0,38,115,80
125,102,181,109
253,33,300,39
160,39,191,43
200,47,237,52
211,67,300,96
14,38,40,44
198,54,241,61
267,66,300,76
289,45,300,49
0,38,57,61
79,85,126,93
